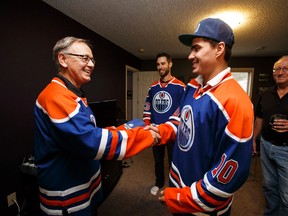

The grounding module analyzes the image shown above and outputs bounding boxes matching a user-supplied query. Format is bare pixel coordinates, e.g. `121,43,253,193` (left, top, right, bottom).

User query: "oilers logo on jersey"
177,105,195,152
152,91,172,114
90,114,96,127
143,102,151,111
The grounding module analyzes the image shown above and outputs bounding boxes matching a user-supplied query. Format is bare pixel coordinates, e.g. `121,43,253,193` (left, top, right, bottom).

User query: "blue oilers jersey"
158,68,254,214
143,77,185,125
34,76,155,215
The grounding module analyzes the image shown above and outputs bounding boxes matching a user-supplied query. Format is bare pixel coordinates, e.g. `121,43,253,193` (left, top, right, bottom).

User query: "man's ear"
58,53,68,68
216,42,225,58
169,61,173,68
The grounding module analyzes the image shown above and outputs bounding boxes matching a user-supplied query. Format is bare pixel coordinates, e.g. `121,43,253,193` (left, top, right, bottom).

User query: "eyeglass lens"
273,67,288,73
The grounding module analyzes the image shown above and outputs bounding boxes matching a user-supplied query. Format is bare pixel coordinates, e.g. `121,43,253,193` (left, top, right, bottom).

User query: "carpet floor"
98,148,265,216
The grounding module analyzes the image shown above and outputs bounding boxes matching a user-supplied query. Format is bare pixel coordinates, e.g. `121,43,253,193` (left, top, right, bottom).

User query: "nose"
188,51,194,61
87,59,95,67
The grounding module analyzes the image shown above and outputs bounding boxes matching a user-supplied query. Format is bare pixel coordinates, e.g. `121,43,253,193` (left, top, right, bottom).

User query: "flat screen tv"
88,99,118,127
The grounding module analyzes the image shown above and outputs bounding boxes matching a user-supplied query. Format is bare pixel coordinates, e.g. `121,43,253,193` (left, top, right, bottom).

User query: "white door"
132,71,159,119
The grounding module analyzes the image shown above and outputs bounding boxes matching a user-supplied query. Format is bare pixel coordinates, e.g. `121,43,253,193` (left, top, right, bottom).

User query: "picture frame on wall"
258,73,270,82
257,86,271,95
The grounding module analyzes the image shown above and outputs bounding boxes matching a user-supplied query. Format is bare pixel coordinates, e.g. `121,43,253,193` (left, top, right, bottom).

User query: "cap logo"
194,23,200,33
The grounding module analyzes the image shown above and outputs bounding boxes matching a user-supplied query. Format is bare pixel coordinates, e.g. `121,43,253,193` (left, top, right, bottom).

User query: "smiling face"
187,37,226,84
273,56,288,87
58,41,95,88
156,56,172,78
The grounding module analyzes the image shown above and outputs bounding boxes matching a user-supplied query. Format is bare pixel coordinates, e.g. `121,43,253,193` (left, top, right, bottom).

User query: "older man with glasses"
34,36,160,216
253,56,288,216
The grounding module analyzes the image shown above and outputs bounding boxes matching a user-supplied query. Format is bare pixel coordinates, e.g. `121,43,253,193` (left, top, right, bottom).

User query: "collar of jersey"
196,67,231,88
55,74,86,97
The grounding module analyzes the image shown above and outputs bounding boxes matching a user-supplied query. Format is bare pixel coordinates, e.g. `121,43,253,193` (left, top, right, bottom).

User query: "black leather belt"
269,140,288,146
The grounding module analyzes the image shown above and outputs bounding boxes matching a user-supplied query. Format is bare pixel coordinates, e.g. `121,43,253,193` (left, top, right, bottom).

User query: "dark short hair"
203,38,232,62
156,52,172,63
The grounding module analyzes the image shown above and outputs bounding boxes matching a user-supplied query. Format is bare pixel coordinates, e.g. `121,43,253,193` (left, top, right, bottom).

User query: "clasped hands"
144,124,161,146
108,124,161,146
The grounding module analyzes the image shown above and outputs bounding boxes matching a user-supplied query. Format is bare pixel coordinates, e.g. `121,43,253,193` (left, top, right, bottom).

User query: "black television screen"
88,99,117,128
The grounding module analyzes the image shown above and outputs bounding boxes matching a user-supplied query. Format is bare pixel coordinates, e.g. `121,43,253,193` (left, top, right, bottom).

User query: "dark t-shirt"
255,86,288,143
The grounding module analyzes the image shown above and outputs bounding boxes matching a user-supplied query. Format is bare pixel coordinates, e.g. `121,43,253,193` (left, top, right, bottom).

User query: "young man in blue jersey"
145,18,254,215
143,53,185,196
253,55,288,216
34,36,160,216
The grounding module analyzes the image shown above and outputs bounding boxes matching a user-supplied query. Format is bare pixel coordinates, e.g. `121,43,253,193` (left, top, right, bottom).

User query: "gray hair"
52,36,92,71
275,55,288,65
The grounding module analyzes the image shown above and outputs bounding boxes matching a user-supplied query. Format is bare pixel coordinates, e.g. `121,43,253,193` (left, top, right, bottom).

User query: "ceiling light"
211,11,245,29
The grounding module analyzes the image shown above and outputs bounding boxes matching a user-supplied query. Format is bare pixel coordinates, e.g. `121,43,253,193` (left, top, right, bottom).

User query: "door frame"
125,65,139,120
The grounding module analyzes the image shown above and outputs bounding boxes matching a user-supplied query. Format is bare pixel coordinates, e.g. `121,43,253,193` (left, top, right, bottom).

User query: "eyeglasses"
273,67,288,73
64,53,95,65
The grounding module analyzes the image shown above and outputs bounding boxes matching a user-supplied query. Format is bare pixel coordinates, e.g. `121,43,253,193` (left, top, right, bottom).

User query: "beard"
159,68,170,78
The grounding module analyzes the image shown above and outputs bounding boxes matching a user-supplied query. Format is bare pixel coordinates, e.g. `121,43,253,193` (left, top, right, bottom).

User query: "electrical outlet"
7,192,16,207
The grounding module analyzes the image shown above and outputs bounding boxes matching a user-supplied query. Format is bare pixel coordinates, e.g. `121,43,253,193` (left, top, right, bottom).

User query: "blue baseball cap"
179,18,235,48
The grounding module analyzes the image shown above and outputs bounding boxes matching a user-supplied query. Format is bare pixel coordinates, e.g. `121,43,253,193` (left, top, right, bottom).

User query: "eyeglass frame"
272,67,288,73
63,53,95,65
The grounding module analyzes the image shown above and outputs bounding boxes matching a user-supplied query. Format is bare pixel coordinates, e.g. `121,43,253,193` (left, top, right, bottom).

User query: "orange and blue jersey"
157,68,254,215
34,75,154,215
143,77,185,125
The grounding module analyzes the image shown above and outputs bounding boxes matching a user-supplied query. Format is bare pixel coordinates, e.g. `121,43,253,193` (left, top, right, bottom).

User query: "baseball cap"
179,18,234,48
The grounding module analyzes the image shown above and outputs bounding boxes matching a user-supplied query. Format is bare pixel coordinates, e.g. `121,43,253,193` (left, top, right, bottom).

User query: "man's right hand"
145,125,161,145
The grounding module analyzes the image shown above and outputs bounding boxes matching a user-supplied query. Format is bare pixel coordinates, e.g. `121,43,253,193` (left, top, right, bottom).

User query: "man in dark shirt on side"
253,55,288,216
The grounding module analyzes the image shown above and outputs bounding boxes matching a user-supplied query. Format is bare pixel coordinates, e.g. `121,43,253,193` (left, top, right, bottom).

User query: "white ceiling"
42,0,288,59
